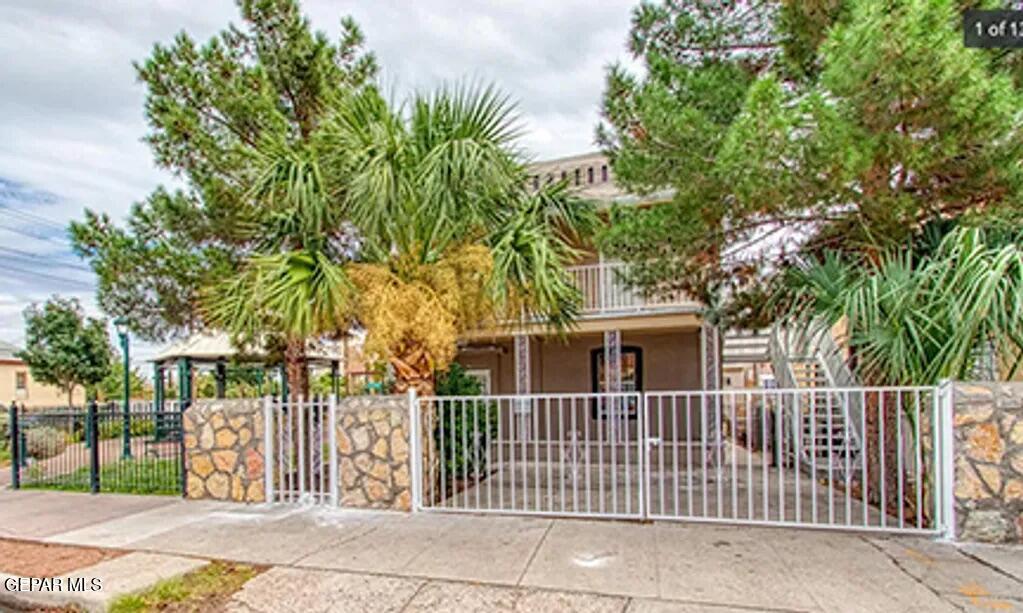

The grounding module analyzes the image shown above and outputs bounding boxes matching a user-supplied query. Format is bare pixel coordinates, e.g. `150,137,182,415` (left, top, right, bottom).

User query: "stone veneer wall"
954,382,1023,542
337,396,412,511
183,399,266,503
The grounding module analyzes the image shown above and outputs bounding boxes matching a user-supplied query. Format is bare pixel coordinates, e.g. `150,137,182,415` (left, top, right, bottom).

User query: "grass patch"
0,447,10,468
22,457,180,495
109,561,261,613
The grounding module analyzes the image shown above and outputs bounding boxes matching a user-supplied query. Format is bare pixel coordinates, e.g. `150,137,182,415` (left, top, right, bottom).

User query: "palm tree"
204,84,596,397
783,225,1023,385
324,83,596,395
202,141,356,396
781,224,1023,520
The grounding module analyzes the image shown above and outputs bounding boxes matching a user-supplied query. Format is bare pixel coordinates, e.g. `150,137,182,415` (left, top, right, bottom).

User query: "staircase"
769,324,863,481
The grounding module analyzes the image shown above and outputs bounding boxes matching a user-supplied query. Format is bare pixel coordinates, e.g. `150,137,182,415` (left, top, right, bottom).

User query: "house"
0,340,86,408
454,152,713,398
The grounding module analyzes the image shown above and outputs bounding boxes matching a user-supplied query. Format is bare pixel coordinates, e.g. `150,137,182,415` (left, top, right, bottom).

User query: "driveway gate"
414,386,954,536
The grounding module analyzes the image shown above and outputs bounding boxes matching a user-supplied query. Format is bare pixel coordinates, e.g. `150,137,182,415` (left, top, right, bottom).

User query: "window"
587,167,594,183
15,371,27,391
601,164,608,182
574,168,581,185
465,369,492,394
590,346,643,419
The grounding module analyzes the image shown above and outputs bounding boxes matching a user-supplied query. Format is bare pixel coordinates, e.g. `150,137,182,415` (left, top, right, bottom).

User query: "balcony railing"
567,262,697,316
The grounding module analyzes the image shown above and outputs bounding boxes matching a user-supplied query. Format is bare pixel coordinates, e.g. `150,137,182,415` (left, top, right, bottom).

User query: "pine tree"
70,0,376,393
598,0,1023,326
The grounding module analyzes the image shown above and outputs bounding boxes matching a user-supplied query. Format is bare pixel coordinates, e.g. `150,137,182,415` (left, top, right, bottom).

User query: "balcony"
567,262,699,317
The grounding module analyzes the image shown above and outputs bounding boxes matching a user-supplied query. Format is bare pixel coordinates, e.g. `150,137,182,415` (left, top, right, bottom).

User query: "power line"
0,221,70,246
0,261,95,290
0,246,92,272
0,206,67,231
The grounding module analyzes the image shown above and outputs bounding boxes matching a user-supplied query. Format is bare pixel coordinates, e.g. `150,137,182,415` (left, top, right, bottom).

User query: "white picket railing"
566,262,696,316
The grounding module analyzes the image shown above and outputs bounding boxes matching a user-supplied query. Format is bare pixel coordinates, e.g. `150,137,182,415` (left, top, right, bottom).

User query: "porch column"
700,322,721,391
603,330,621,393
700,322,722,478
514,334,531,395
604,329,622,441
514,334,531,439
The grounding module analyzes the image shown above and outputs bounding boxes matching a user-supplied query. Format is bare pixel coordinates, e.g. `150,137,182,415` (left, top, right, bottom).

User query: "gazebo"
151,332,351,410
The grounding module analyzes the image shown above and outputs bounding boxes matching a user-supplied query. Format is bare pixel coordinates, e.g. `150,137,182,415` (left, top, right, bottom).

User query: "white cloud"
0,0,638,361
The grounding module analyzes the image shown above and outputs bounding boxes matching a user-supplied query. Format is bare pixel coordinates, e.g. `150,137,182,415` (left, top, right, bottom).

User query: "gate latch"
646,437,662,448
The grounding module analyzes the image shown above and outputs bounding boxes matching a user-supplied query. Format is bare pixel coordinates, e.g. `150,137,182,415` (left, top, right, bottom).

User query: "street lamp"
114,317,131,459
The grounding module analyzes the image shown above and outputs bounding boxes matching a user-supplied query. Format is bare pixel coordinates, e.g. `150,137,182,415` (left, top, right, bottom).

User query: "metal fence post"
937,380,956,541
9,401,19,489
408,387,420,512
179,403,188,498
87,400,99,494
328,394,338,507
263,396,274,504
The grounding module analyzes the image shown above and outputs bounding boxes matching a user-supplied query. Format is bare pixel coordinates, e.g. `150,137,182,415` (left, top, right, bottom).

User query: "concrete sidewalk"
1,490,1021,611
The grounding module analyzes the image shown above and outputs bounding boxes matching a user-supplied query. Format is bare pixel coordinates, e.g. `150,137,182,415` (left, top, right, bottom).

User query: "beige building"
455,152,710,398
0,340,86,408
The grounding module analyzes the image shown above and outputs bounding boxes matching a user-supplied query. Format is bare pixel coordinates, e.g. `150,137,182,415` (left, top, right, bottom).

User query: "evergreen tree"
17,297,113,408
598,0,1023,326
70,0,376,394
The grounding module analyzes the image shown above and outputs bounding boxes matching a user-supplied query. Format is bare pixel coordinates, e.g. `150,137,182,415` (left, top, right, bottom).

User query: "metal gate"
414,386,954,536
415,393,644,519
263,396,337,505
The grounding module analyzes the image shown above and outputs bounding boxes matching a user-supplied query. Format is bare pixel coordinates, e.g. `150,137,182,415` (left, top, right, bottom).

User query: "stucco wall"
953,382,1023,543
1,361,87,408
456,329,701,394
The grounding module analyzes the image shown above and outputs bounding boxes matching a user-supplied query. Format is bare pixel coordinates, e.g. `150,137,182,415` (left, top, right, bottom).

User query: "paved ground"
0,490,1021,611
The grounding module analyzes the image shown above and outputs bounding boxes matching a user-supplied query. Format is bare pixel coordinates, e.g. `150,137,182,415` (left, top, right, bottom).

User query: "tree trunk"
389,343,435,397
67,384,75,433
284,338,309,398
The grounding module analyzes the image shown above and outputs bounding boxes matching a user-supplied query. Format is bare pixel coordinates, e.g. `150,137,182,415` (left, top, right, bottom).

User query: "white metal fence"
416,393,644,519
263,396,337,505
263,386,954,537
414,386,954,536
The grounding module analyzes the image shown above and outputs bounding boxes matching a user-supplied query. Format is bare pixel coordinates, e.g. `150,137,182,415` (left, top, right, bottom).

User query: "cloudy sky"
0,0,638,365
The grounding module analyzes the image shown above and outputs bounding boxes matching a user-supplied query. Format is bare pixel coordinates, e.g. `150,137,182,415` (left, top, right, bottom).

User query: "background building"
0,340,86,408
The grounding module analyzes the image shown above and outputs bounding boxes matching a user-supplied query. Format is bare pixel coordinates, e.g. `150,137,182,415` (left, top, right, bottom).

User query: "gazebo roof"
152,332,345,366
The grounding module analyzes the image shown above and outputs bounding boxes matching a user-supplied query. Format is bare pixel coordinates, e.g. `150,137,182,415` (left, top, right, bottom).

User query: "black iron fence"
7,401,185,496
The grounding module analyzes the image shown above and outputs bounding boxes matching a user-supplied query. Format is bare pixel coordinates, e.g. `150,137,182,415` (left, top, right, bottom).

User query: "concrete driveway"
1,490,1021,611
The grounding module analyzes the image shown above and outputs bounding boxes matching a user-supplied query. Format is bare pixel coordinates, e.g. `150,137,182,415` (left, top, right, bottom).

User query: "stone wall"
954,382,1023,542
337,396,412,511
183,399,266,503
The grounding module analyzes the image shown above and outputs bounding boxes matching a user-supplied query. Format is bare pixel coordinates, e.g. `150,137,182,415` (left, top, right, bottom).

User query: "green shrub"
131,418,156,437
98,420,121,440
434,364,497,482
0,411,8,451
25,426,68,460
96,416,157,440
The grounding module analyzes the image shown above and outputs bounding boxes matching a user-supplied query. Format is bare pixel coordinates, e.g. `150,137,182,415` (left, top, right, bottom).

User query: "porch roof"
152,332,345,366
